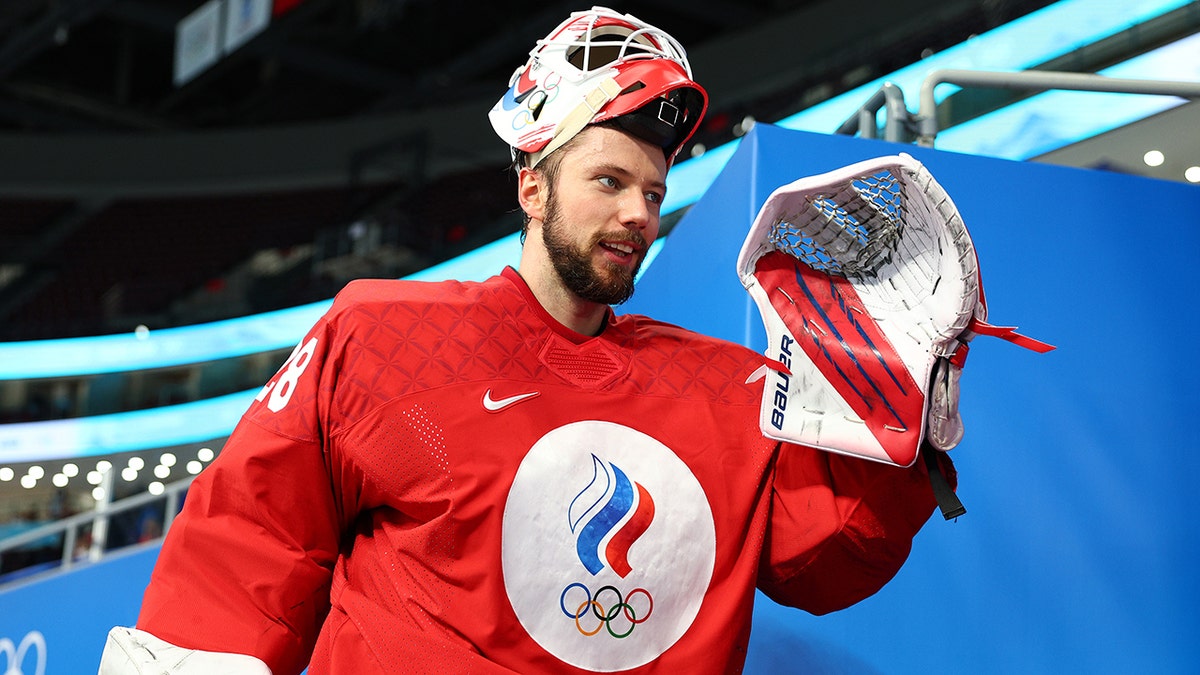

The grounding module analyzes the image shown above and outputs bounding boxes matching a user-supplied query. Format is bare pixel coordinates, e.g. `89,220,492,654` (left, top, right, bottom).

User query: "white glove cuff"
98,626,272,675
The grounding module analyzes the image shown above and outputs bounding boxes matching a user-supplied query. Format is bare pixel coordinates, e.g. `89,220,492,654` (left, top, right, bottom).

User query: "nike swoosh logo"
482,388,540,412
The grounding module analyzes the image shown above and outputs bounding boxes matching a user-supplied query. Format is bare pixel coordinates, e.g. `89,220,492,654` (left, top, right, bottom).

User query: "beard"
541,192,646,306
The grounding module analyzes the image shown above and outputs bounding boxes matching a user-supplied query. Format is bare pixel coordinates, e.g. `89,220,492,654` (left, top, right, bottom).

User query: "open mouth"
600,240,637,257
596,230,646,264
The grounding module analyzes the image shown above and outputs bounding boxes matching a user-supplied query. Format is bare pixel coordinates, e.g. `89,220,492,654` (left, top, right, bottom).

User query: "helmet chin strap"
527,77,621,168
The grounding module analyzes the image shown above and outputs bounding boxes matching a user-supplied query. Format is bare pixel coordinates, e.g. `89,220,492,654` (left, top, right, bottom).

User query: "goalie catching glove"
738,153,1053,468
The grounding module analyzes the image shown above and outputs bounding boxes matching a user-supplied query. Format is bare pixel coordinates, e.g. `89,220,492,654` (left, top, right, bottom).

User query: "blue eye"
598,176,618,188
645,191,663,205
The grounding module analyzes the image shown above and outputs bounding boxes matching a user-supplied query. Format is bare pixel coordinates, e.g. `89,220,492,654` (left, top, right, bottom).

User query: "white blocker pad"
737,154,981,467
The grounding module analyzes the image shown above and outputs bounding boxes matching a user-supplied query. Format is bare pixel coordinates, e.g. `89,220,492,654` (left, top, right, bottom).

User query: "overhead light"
1185,166,1200,183
1143,150,1165,167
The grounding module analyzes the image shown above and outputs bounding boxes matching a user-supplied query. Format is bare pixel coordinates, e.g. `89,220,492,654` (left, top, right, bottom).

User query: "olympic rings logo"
0,630,46,675
510,74,562,130
560,583,653,638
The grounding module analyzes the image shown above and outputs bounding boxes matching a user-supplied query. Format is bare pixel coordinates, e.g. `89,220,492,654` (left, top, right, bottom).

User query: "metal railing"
837,68,1200,147
0,476,194,585
914,68,1200,146
834,81,913,143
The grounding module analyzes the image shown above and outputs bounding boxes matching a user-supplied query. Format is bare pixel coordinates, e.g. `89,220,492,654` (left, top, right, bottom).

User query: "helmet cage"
489,6,708,167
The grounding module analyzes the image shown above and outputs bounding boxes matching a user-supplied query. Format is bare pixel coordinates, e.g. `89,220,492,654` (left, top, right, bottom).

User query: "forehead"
560,126,668,181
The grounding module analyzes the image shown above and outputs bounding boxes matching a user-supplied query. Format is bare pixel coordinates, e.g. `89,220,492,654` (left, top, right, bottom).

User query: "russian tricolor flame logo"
568,454,656,577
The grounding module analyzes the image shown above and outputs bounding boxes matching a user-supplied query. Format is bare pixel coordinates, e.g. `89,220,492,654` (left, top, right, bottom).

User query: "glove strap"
969,318,1056,353
923,444,966,520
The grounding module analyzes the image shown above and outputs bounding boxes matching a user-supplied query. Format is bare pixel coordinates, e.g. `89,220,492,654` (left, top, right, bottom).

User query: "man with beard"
101,7,948,674
517,119,662,333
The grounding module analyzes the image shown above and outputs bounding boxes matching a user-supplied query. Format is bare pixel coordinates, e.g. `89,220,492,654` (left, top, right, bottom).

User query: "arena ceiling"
0,0,1056,134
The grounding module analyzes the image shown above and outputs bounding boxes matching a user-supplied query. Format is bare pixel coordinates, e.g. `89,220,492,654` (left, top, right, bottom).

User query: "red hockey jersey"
137,268,944,674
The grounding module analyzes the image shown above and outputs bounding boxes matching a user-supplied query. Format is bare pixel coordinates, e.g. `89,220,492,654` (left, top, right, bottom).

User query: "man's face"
538,126,668,306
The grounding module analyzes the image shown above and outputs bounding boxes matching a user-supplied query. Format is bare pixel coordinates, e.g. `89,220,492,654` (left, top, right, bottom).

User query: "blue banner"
0,546,156,674
626,124,1200,673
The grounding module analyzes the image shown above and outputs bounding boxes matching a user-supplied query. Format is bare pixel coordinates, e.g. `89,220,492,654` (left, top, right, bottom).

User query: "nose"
618,191,655,233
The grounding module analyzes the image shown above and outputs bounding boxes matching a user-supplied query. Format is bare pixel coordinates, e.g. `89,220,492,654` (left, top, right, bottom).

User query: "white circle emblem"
502,421,716,671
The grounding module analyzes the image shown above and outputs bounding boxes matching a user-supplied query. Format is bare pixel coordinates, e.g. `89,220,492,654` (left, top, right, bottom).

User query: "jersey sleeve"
136,308,361,675
757,443,954,615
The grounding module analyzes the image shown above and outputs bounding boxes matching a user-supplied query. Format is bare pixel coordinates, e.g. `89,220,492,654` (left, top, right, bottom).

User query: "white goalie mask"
489,6,708,168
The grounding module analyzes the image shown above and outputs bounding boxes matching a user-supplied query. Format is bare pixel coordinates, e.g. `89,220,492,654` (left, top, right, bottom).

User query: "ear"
517,166,546,223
